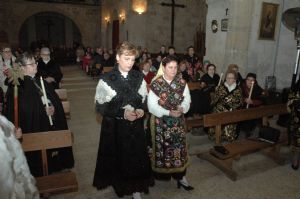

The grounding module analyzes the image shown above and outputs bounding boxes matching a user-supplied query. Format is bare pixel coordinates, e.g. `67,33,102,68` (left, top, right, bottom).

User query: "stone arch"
0,30,9,46
14,7,85,47
18,11,82,49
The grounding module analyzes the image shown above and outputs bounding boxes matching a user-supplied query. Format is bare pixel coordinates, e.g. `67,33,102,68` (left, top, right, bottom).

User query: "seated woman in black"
197,64,220,115
239,73,264,135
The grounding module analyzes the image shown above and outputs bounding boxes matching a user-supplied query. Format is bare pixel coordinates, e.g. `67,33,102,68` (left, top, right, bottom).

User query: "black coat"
4,76,74,176
37,59,63,89
93,67,153,196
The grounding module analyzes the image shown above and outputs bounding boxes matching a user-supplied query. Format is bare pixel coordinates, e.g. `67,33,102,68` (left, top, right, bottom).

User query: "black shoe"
177,181,194,191
291,164,299,170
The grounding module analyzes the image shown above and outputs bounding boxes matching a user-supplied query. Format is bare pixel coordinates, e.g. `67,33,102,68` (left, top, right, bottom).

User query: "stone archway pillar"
27,16,36,46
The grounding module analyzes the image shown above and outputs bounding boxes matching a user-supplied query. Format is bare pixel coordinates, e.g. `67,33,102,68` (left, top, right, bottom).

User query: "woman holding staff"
4,52,74,177
239,73,264,135
241,73,264,109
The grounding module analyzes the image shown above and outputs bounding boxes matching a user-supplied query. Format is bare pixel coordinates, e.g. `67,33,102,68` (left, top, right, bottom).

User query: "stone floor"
52,65,300,199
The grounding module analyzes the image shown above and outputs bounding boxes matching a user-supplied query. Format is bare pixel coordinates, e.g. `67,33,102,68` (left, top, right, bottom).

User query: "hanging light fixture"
132,0,147,15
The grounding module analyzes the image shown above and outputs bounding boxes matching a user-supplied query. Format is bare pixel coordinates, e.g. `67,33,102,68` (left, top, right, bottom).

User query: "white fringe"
0,115,39,199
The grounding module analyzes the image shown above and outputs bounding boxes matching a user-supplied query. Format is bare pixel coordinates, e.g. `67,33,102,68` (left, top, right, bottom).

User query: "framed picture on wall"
258,2,279,40
221,19,228,31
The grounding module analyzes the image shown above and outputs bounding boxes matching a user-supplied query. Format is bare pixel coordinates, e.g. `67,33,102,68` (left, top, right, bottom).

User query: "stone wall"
101,0,207,53
0,0,101,48
205,0,300,89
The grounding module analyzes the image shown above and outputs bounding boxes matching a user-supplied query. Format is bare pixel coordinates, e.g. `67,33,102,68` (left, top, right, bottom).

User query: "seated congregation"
0,42,297,199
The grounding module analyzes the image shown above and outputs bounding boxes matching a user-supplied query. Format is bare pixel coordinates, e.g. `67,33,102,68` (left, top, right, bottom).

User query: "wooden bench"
62,101,71,119
185,82,203,131
102,66,113,73
55,89,68,101
22,130,78,198
187,82,201,91
185,116,203,131
197,104,288,181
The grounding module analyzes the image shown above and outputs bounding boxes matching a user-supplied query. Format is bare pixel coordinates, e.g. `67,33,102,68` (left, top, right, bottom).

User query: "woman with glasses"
0,46,16,92
4,52,74,177
37,47,63,89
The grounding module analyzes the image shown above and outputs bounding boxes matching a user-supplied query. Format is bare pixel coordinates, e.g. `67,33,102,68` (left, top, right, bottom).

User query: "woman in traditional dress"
93,42,153,199
227,64,243,85
209,70,243,142
148,55,193,191
287,84,300,170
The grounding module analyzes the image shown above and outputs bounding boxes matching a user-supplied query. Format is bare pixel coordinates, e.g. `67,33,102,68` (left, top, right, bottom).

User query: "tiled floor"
51,65,300,199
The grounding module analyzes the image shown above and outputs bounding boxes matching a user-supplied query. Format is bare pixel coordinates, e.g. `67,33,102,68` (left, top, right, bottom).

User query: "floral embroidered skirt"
150,115,189,180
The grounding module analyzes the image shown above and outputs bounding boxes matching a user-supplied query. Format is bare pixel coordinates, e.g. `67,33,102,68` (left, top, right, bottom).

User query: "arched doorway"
19,12,82,50
0,31,9,44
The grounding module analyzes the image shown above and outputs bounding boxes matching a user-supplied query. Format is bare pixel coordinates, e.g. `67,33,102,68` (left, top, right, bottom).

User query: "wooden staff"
40,77,53,126
10,63,24,129
14,85,18,128
218,73,223,86
246,81,255,109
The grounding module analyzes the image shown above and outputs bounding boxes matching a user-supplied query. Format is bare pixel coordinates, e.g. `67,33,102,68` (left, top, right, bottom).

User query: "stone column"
27,16,37,47
65,17,73,48
223,0,254,75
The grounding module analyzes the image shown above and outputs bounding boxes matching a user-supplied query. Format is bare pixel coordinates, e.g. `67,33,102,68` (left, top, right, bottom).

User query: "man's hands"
169,106,183,118
124,109,144,121
15,127,22,139
45,106,55,116
44,77,56,83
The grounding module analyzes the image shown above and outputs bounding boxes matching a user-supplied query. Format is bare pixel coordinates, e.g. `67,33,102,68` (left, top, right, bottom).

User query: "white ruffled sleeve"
138,79,148,103
180,84,191,114
94,79,117,104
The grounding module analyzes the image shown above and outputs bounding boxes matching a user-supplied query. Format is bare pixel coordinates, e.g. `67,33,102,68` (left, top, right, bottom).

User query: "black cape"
4,76,74,176
93,67,153,197
37,59,63,89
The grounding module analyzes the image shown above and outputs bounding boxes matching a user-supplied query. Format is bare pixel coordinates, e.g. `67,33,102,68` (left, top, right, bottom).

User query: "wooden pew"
55,89,68,101
102,66,113,73
185,116,203,132
197,104,288,181
54,89,70,119
187,82,201,91
62,101,71,119
185,82,203,131
22,130,78,198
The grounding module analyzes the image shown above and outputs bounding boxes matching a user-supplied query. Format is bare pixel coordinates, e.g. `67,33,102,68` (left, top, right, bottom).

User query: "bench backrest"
62,101,71,119
102,66,113,73
188,82,201,91
55,89,68,101
22,130,72,152
22,130,73,176
203,104,288,127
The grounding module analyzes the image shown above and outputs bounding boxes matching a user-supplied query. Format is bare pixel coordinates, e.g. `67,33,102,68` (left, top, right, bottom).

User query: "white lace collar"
163,75,173,84
224,82,237,92
120,70,128,78
142,70,149,76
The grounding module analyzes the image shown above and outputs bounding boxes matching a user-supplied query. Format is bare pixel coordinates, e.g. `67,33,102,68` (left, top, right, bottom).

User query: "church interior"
1,0,300,199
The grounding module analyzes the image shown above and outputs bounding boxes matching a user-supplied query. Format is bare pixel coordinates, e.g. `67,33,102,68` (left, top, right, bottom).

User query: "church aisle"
51,65,300,199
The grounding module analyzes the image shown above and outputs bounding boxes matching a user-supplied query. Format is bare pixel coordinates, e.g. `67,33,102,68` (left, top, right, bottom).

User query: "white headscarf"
152,62,164,82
